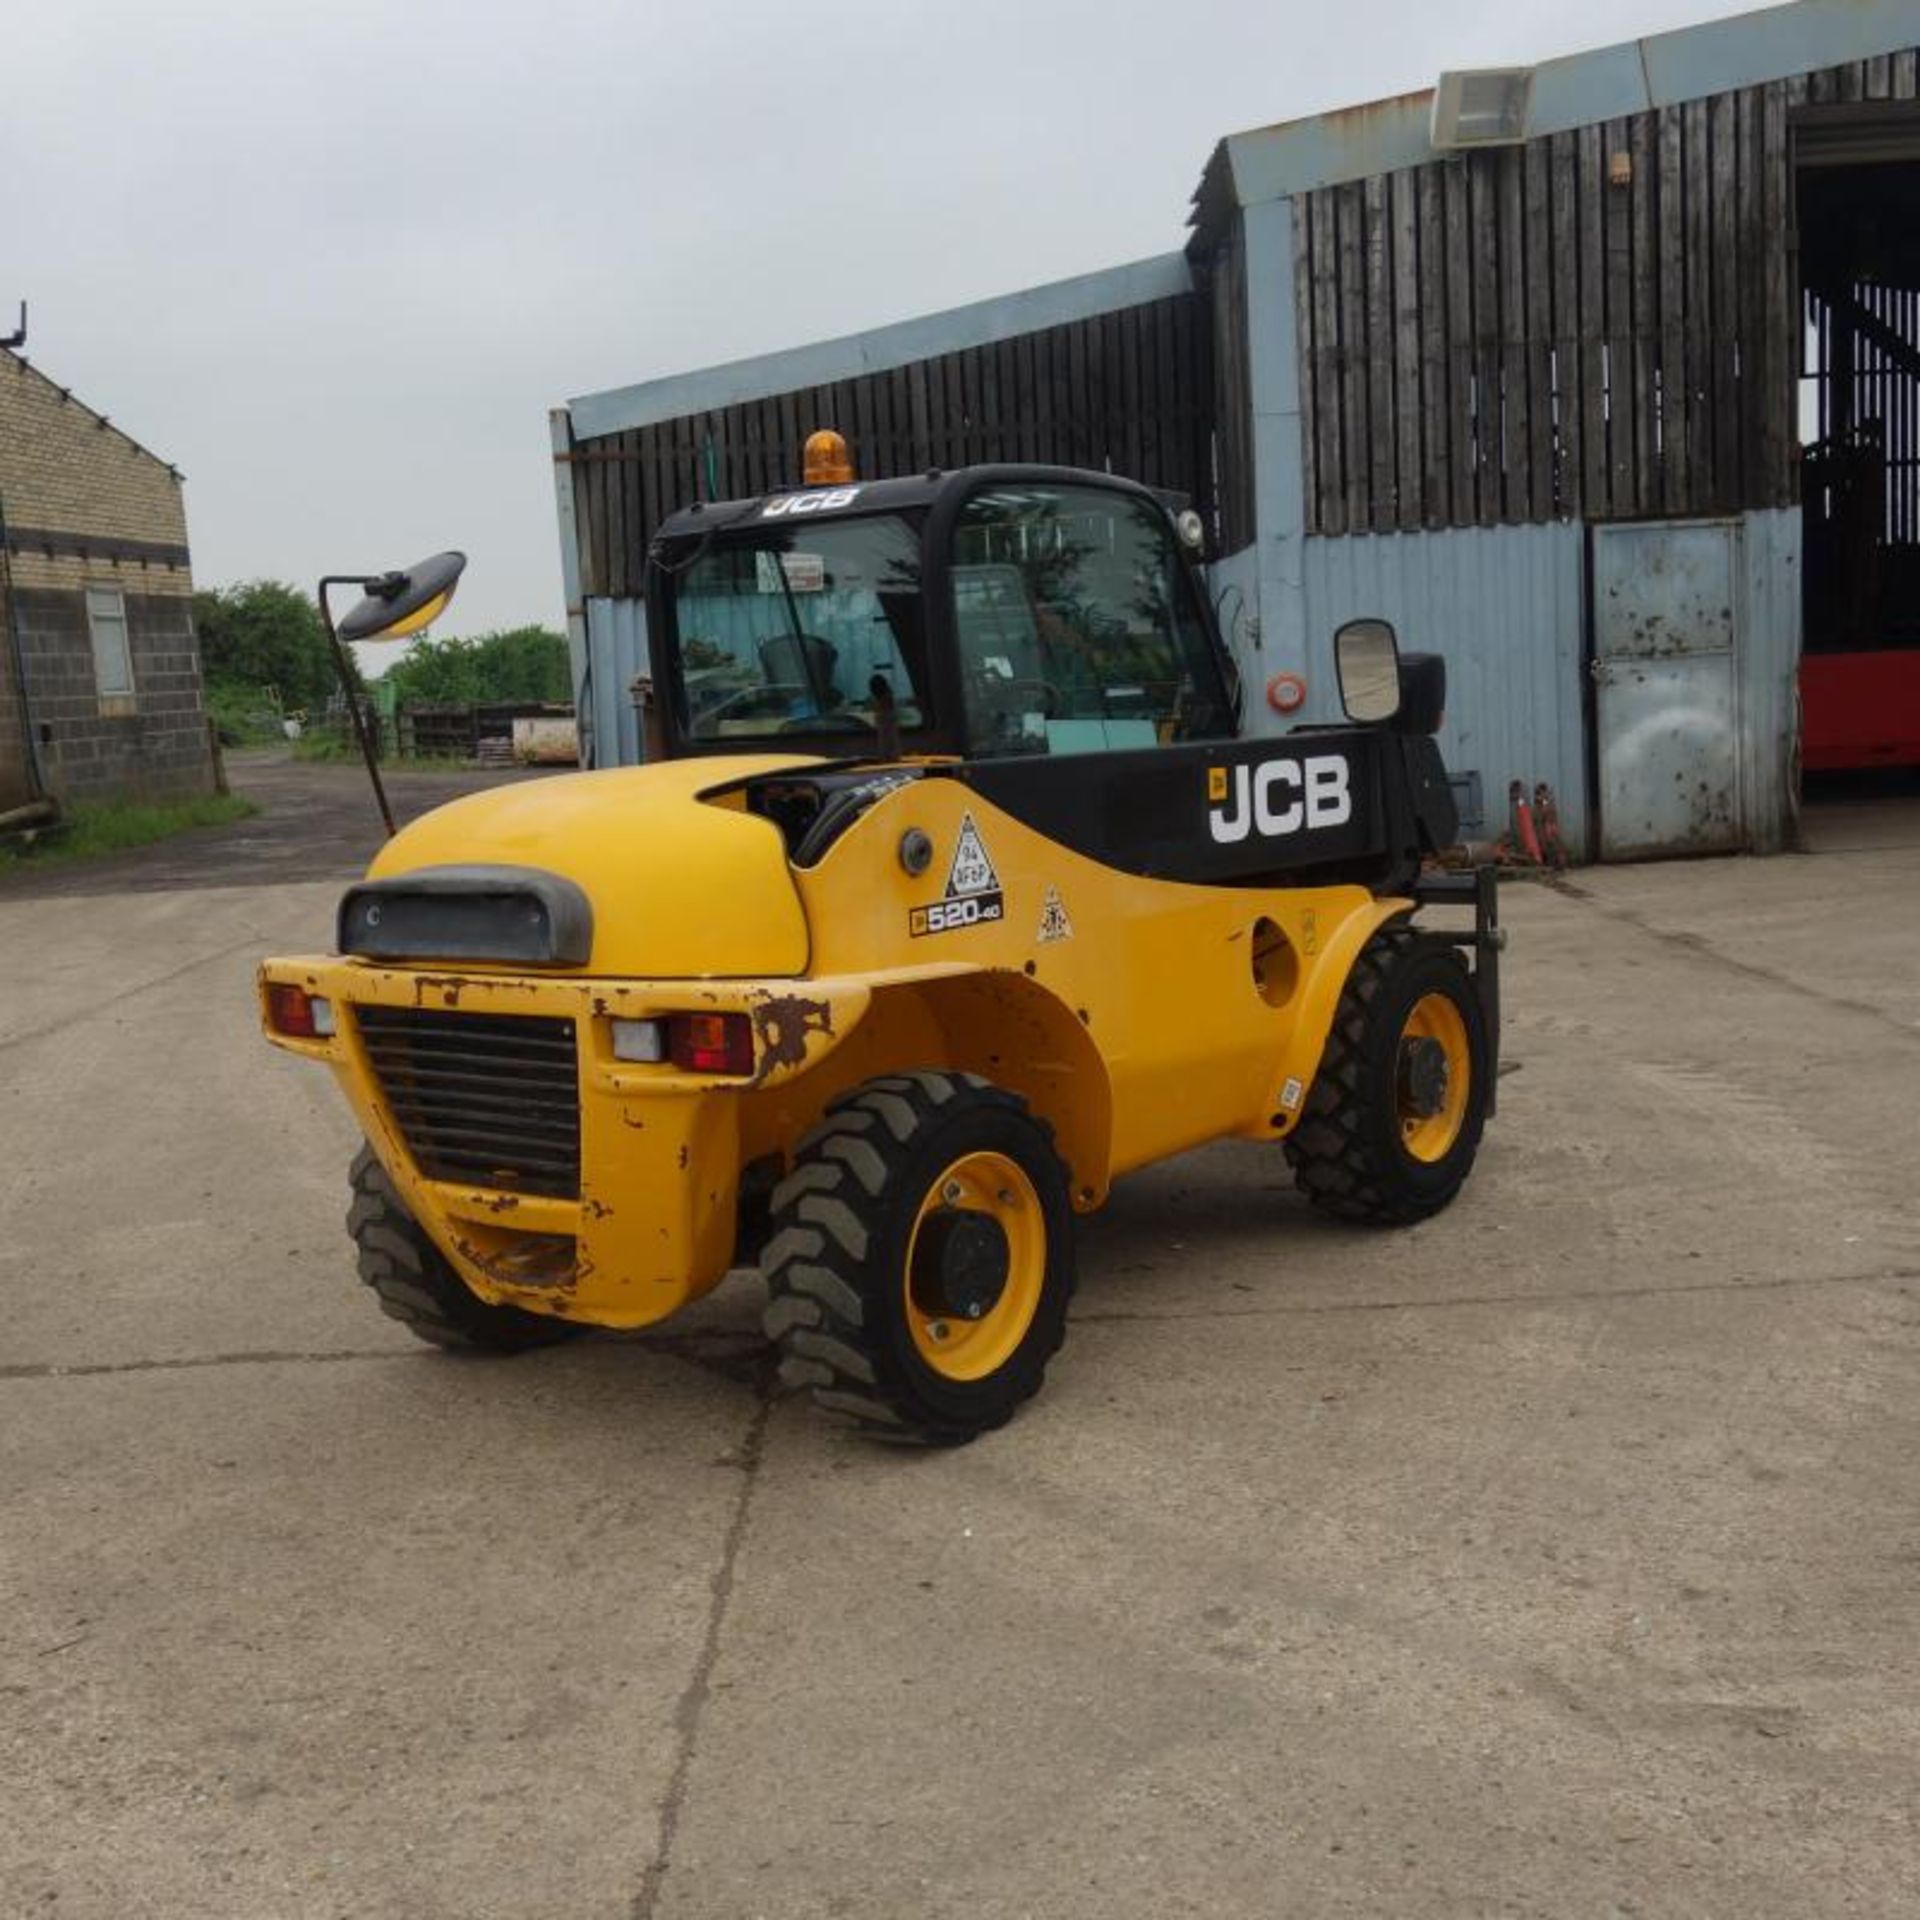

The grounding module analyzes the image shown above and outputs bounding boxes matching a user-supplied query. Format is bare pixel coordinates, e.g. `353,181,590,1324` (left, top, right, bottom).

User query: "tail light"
266,983,335,1038
667,1011,753,1076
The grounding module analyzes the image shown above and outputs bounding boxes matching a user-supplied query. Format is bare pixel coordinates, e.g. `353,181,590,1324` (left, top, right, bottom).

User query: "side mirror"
337,550,467,643
1334,617,1401,724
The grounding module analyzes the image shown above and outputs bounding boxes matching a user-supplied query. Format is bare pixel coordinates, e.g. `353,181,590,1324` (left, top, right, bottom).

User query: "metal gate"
1591,520,1742,860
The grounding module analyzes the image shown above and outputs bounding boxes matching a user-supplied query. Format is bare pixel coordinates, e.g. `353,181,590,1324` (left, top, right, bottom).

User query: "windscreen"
667,515,926,743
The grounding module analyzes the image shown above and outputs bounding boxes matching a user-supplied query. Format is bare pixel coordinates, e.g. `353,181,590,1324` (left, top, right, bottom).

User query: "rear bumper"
259,957,870,1328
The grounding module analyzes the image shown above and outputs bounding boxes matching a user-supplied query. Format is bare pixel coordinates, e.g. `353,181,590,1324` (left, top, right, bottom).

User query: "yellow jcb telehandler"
260,435,1500,1441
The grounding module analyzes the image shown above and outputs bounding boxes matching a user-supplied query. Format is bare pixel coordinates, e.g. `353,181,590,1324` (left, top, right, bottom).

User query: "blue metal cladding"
1734,507,1803,855
1289,508,1802,863
580,598,648,769
1299,524,1590,859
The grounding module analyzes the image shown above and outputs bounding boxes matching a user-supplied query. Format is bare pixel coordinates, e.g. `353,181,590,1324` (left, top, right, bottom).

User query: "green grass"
0,793,258,873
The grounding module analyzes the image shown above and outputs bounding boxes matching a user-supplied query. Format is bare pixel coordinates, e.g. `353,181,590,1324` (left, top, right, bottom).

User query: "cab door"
939,478,1236,761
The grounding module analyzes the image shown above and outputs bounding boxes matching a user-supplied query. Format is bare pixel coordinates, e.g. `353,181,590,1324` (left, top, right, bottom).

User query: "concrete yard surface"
2,763,1918,1918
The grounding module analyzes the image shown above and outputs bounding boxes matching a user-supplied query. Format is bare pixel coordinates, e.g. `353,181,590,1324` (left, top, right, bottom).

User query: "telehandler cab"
260,433,1501,1441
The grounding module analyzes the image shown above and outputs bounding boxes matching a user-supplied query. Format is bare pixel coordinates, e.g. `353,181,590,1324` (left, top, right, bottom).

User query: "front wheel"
760,1073,1075,1443
1284,930,1490,1225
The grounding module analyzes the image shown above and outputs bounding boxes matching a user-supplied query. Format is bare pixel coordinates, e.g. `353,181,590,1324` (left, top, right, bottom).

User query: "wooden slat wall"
1293,51,1920,534
569,294,1215,598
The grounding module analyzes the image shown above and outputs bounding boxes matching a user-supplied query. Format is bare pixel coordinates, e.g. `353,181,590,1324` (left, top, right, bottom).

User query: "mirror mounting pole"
317,575,396,838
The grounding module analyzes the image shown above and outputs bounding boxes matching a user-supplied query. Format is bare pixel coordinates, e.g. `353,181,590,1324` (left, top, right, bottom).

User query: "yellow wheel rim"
1397,992,1472,1164
904,1150,1046,1382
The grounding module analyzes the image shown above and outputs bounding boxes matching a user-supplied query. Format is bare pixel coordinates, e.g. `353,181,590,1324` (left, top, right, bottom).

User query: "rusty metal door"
1591,520,1742,859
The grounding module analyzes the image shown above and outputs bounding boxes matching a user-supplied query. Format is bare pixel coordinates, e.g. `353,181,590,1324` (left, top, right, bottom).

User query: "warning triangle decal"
1036,886,1073,943
944,813,1001,899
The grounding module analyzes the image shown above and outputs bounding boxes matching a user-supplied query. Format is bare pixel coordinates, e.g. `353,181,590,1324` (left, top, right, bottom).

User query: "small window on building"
85,586,135,703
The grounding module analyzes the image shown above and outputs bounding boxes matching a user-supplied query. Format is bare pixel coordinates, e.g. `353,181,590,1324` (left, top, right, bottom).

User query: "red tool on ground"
1532,782,1569,869
1506,779,1544,866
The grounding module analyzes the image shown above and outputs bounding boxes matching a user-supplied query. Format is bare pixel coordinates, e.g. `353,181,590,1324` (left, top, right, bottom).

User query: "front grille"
355,1007,581,1198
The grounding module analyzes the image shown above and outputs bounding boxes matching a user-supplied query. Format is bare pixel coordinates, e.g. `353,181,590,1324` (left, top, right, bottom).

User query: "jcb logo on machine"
760,486,861,518
910,812,1005,938
1207,755,1353,844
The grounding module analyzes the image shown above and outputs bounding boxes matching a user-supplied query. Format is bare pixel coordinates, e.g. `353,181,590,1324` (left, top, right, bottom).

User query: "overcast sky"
9,0,1764,641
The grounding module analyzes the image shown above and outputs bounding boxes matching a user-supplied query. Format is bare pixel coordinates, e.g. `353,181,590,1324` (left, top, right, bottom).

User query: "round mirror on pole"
337,551,467,643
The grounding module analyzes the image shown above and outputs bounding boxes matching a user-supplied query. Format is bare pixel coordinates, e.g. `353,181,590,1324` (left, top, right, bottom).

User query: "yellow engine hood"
365,756,817,977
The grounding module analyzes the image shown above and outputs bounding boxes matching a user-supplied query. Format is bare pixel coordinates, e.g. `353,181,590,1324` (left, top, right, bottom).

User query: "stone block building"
1,348,215,812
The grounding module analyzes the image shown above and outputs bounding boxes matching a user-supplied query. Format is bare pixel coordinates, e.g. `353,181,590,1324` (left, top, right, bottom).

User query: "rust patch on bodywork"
450,1229,582,1294
405,971,543,1008
749,993,833,1085
411,972,466,1009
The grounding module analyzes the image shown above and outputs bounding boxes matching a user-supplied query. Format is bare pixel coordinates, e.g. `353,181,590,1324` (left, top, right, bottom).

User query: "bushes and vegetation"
380,627,571,707
194,581,355,743
193,581,569,754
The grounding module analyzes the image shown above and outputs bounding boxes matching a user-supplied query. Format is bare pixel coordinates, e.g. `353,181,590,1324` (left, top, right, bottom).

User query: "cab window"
949,483,1233,757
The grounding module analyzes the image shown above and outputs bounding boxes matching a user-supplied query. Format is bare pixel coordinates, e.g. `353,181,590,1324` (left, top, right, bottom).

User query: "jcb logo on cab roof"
1207,755,1352,844
761,487,862,518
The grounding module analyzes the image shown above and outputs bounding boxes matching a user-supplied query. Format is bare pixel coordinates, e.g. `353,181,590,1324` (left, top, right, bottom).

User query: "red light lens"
667,1011,754,1076
267,982,318,1038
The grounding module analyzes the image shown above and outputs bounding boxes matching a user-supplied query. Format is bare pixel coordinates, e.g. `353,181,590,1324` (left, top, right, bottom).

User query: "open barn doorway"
1796,109,1920,844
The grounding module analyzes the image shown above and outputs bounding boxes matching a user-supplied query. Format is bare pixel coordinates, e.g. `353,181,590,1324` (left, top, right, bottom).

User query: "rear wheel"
347,1146,581,1351
760,1073,1075,1442
1284,930,1489,1225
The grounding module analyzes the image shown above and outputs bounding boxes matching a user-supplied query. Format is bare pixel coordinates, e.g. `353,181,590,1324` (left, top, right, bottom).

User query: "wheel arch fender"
868,970,1115,1208
1266,897,1414,1138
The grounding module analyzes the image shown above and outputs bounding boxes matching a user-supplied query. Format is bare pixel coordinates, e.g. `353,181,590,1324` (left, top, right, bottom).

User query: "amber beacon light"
802,428,856,486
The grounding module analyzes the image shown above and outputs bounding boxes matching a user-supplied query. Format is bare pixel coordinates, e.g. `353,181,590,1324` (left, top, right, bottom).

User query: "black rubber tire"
759,1072,1075,1443
346,1146,582,1352
1284,930,1490,1226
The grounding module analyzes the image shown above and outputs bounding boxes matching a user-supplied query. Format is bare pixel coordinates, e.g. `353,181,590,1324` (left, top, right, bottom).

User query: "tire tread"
760,1077,1070,1441
1282,931,1487,1227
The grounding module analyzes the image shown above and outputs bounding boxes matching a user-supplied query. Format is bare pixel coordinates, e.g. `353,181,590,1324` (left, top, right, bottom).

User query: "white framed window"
85,586,135,701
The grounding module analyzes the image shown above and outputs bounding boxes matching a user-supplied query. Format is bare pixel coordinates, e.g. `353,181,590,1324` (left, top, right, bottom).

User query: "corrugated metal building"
553,0,1920,860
